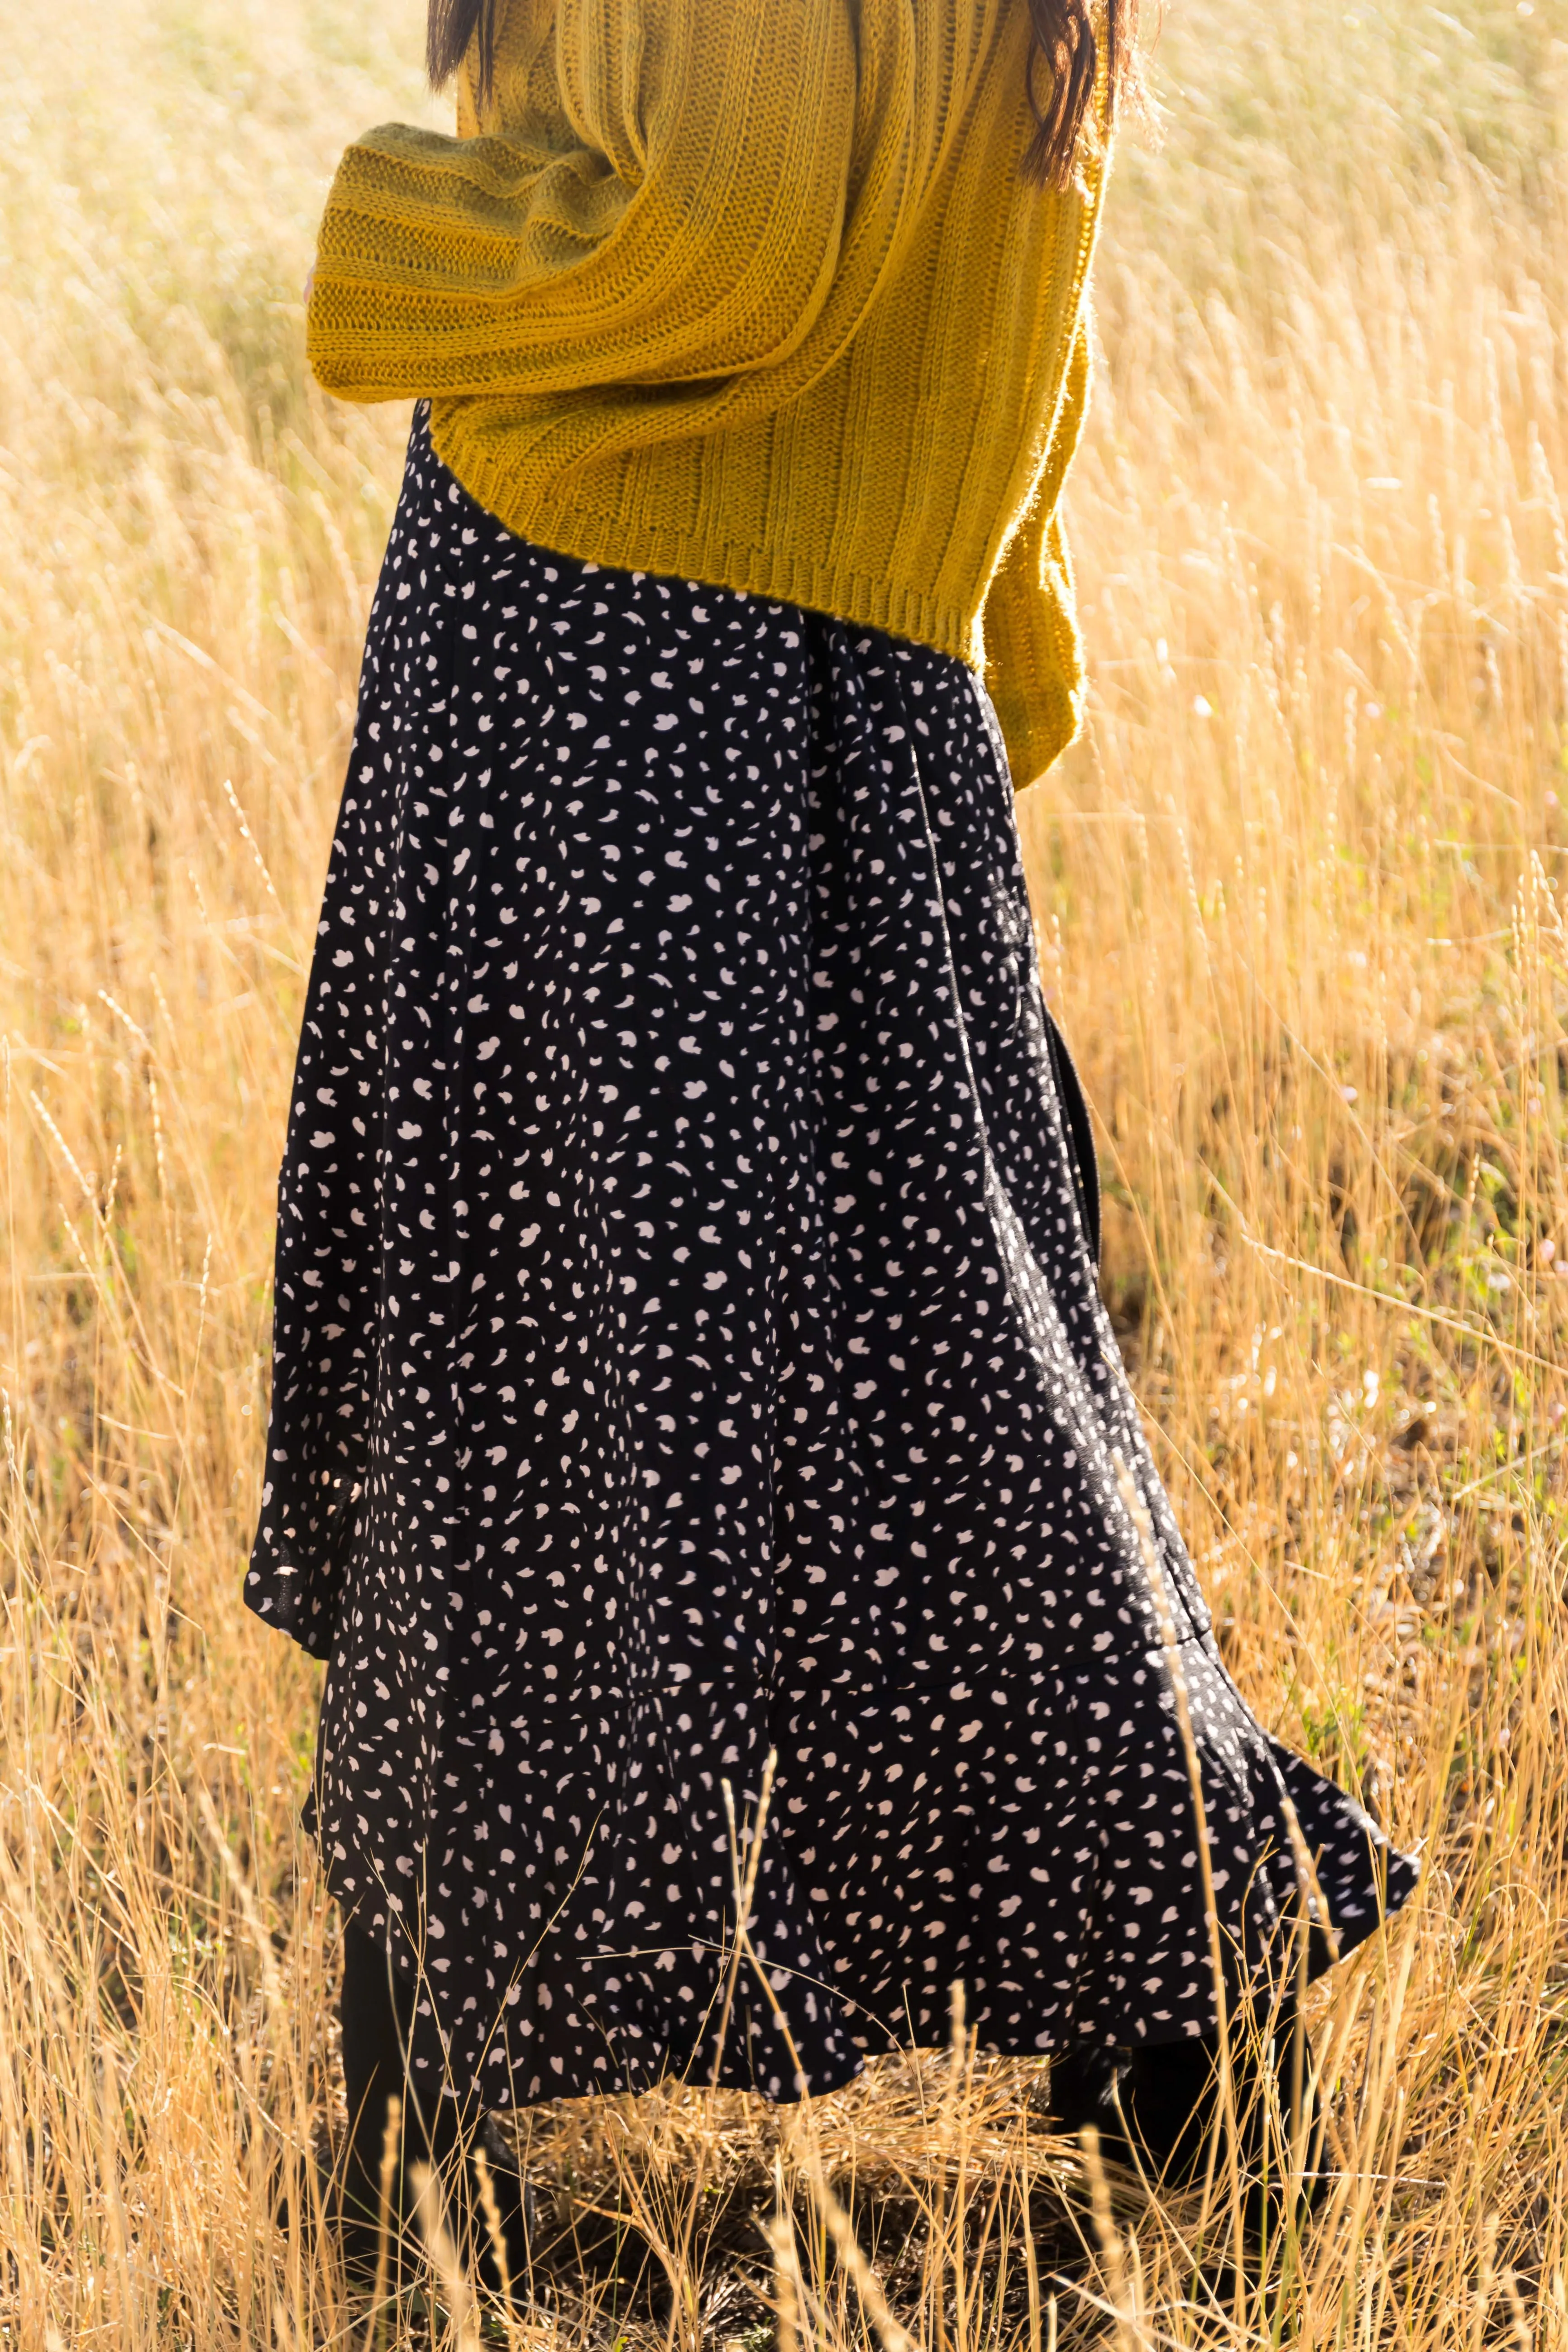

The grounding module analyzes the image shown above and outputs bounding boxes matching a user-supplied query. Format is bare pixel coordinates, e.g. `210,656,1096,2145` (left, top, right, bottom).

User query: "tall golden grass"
2,0,1566,2337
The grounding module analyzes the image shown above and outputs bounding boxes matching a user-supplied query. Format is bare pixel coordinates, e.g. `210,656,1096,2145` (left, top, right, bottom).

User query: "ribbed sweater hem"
428,409,984,674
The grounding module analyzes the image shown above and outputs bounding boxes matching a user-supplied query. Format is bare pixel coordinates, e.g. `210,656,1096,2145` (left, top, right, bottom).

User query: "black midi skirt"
247,406,1416,2108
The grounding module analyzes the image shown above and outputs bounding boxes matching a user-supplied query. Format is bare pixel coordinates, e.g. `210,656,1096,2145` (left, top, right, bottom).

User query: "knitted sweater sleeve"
981,316,1092,790
306,0,857,402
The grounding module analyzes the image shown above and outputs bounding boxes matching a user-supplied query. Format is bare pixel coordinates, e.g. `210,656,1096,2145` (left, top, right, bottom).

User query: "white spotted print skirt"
247,406,1416,2108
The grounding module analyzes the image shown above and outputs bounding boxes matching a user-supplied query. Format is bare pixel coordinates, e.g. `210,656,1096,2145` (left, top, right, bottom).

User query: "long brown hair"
427,0,1135,191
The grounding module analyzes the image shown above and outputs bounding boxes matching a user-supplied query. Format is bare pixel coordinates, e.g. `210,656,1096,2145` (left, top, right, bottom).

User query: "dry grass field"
3,0,1568,2339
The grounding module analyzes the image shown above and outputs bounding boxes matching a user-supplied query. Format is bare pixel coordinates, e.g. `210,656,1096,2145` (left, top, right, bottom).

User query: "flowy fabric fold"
247,408,1417,2107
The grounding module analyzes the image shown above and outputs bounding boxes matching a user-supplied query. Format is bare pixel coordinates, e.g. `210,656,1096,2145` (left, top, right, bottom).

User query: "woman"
248,0,1416,2259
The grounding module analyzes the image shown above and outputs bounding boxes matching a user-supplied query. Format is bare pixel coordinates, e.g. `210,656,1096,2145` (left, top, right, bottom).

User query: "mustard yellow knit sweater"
306,0,1106,785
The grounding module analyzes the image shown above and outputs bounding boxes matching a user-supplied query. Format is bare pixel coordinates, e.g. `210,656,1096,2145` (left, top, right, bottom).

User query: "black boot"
1048,2005,1327,2258
336,1920,531,2297
1044,2043,1128,2150
1118,1999,1324,2217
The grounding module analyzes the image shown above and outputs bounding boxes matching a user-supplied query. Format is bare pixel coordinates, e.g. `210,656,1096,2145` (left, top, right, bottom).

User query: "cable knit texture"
306,0,1106,785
